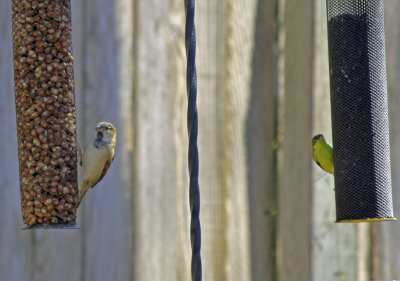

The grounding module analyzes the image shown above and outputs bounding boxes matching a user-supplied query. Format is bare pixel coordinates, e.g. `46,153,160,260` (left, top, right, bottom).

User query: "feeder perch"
12,0,78,228
326,0,396,222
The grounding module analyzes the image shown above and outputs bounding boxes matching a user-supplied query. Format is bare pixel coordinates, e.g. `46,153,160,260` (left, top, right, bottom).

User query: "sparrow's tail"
75,184,90,209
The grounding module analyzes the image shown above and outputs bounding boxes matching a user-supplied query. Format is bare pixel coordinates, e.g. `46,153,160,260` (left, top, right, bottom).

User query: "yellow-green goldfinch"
312,134,334,174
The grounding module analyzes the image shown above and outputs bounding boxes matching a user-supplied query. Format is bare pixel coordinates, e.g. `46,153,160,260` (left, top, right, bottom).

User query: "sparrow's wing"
91,159,112,188
76,183,90,209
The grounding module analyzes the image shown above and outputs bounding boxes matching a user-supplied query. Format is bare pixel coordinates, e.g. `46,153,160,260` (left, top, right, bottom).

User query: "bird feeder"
12,0,78,228
326,0,396,222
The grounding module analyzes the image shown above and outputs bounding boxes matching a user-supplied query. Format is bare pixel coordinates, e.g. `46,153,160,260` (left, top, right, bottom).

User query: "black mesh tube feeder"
12,0,78,228
326,0,396,222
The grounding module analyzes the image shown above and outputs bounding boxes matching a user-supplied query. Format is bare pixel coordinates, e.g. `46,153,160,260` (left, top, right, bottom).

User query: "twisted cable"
184,0,202,280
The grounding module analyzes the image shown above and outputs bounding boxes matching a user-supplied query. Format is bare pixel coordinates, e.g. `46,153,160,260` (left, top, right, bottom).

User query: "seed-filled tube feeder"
326,0,396,222
12,0,78,228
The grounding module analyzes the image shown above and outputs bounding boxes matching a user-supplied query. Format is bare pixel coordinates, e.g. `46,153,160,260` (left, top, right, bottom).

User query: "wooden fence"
1,0,400,280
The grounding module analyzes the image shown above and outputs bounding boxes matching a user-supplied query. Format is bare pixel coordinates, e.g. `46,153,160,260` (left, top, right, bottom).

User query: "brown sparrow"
76,122,117,208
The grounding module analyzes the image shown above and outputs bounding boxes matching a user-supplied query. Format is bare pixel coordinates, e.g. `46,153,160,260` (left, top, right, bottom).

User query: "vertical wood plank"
196,1,229,280
133,0,189,280
246,0,278,280
0,1,34,280
74,0,133,280
71,1,86,279
372,1,400,279
115,0,135,280
276,0,313,280
310,1,362,281
225,0,256,281
33,229,81,281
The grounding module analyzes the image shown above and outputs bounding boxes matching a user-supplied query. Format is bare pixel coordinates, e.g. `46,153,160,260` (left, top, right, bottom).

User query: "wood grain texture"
73,0,133,280
276,0,313,280
224,0,255,280
133,0,189,280
3,0,400,280
196,1,229,280
371,1,400,279
246,1,278,280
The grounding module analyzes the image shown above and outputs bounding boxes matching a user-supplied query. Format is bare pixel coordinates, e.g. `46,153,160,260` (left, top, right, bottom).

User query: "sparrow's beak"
96,125,104,140
96,131,103,140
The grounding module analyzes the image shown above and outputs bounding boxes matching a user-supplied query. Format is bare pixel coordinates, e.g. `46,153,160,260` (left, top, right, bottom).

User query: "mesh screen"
12,0,78,227
326,0,394,221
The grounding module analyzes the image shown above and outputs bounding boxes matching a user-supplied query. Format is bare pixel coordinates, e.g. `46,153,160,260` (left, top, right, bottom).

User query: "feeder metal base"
336,217,397,223
22,222,79,230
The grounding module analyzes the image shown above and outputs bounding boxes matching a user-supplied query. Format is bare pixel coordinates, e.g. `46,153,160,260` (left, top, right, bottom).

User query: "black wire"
184,0,202,280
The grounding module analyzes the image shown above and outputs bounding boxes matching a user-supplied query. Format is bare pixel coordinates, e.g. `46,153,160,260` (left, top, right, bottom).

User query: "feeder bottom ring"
336,217,397,223
22,222,79,230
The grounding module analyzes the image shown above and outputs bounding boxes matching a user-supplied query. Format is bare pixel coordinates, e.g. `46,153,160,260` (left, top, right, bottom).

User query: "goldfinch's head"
312,134,325,146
